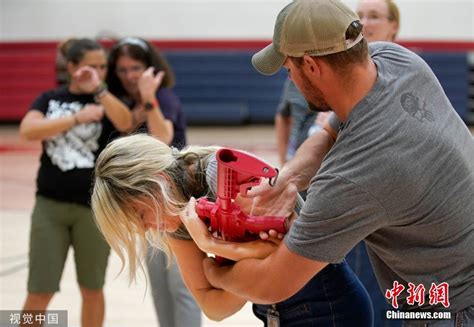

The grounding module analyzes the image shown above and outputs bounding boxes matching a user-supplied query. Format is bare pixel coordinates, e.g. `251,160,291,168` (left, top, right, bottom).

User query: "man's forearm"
283,129,334,191
205,257,285,304
204,244,327,304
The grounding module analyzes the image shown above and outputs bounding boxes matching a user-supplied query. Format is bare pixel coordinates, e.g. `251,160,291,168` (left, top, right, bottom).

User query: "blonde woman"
92,134,373,326
106,37,196,327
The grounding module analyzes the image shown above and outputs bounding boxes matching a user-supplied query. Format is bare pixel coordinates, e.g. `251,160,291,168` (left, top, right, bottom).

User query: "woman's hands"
180,197,216,253
180,198,283,261
73,66,102,94
132,68,174,144
71,66,132,131
138,68,165,101
74,104,104,124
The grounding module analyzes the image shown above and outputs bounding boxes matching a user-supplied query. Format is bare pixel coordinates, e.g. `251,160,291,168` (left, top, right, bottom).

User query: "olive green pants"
27,195,110,293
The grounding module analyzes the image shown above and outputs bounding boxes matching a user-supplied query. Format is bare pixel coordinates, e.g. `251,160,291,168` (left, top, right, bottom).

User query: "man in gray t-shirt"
199,0,473,324
287,41,474,314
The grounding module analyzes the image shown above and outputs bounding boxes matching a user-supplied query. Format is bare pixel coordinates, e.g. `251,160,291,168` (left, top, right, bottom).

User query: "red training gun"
195,148,288,262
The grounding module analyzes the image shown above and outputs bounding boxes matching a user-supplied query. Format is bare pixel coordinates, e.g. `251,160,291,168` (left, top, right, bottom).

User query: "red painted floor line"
0,145,40,153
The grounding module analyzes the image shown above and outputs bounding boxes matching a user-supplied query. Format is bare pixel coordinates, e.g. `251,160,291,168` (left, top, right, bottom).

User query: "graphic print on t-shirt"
400,92,436,123
45,99,102,171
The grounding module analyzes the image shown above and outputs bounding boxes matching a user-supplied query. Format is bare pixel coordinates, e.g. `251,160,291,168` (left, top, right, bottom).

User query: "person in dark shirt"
19,38,132,327
107,37,186,148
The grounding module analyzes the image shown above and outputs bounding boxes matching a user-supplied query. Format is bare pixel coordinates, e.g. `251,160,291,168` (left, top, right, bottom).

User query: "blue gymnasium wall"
164,50,470,125
420,53,469,120
0,42,471,124
165,51,287,125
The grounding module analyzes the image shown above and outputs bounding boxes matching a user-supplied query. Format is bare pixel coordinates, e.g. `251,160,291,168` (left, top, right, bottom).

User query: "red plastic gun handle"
234,211,287,234
195,197,287,236
195,197,219,232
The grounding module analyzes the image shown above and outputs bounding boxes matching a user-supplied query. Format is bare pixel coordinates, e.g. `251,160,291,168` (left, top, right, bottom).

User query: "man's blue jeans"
346,241,401,327
252,261,374,326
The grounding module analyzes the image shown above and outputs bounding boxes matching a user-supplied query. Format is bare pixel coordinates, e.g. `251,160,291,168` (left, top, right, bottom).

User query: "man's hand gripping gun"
195,148,288,263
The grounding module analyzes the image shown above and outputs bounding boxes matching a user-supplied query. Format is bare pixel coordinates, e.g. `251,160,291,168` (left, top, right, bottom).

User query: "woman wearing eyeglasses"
106,37,186,148
356,0,400,43
106,37,197,327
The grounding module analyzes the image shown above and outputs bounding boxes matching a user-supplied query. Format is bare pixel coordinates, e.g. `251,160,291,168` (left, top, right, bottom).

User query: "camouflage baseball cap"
252,0,364,75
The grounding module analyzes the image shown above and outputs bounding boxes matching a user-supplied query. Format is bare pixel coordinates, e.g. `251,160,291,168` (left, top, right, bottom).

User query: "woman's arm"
144,100,174,144
123,100,174,142
168,237,247,321
20,110,75,141
19,106,103,141
180,198,280,261
74,66,132,131
139,69,174,144
96,90,133,131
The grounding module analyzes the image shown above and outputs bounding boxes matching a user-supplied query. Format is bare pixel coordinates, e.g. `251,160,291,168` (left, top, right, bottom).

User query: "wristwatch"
144,99,158,111
93,84,108,103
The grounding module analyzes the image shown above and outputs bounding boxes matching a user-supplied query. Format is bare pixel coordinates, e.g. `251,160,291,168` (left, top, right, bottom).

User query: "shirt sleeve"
328,112,341,132
29,91,52,114
285,173,389,263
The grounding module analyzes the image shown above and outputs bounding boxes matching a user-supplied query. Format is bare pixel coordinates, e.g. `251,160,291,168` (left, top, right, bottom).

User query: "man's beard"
300,73,332,113
307,101,331,113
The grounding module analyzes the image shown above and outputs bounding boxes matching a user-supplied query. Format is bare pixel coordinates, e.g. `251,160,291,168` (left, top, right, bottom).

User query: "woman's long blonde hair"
91,134,218,281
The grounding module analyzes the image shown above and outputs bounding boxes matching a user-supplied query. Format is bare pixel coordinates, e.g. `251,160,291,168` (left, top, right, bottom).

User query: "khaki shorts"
27,195,110,293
